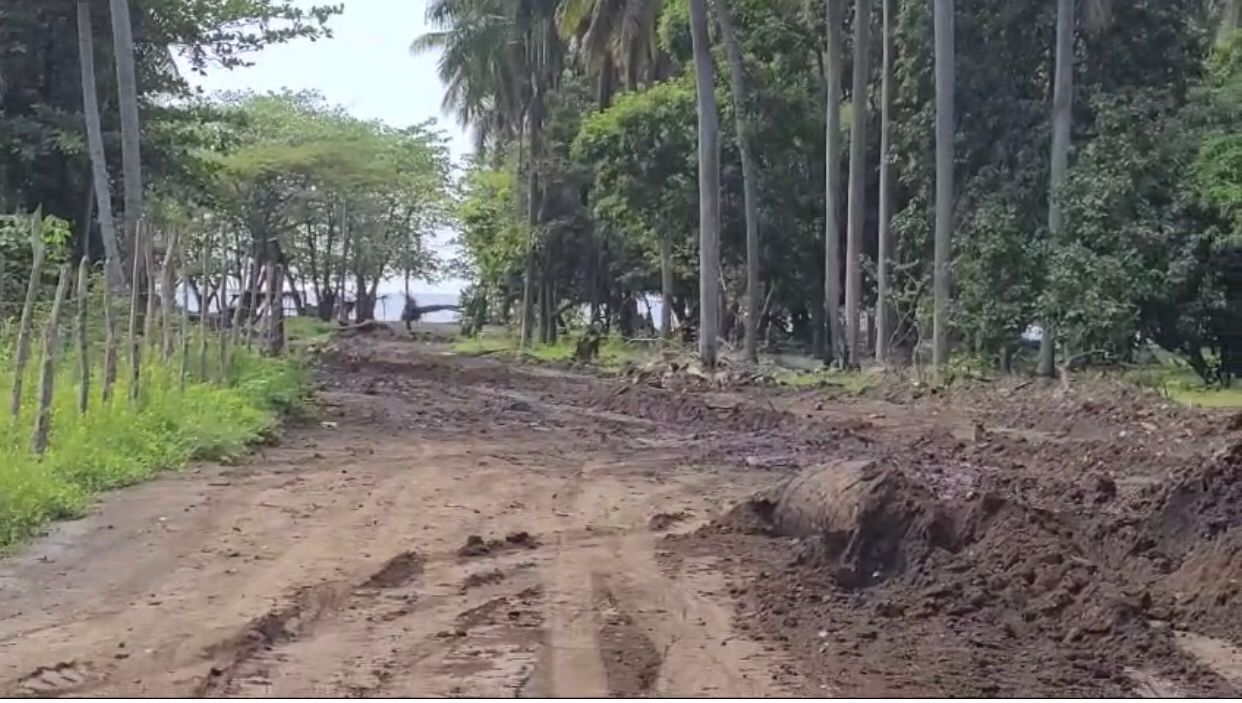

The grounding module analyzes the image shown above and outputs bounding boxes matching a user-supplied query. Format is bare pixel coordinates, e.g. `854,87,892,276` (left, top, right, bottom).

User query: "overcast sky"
179,0,470,299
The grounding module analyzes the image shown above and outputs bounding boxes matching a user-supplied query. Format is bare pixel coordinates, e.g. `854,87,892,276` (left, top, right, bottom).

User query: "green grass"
1125,364,1242,408
772,367,880,395
0,338,307,549
285,316,338,346
452,331,648,371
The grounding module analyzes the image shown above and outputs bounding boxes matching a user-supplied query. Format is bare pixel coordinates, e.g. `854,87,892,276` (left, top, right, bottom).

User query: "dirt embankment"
673,375,1242,697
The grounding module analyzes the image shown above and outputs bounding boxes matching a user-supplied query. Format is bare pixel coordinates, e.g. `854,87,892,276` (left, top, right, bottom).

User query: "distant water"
373,291,460,323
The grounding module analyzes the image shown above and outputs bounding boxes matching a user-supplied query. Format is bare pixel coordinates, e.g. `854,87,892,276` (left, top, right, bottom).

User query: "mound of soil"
681,448,1242,696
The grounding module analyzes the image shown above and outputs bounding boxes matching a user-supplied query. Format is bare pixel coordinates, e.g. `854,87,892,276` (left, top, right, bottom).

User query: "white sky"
178,0,470,299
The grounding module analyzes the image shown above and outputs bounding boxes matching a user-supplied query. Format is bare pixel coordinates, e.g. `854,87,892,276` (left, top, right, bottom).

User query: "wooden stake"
76,257,91,414
161,229,180,362
127,224,143,404
101,258,119,404
180,246,191,390
217,243,229,381
198,243,209,382
142,224,157,353
32,264,72,454
10,207,47,418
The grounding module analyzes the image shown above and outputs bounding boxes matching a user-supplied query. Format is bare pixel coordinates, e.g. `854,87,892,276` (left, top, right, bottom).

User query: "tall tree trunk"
844,0,871,366
714,0,762,363
267,264,284,355
824,0,845,366
875,0,895,365
521,93,544,348
76,0,124,286
689,0,721,367
109,0,143,254
127,224,143,403
1040,0,1074,378
932,0,955,370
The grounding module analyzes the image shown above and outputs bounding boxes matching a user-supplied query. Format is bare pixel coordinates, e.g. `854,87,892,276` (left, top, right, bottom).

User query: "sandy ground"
1,330,1240,697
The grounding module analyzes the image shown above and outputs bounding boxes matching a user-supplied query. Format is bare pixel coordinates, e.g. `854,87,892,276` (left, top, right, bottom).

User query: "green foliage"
0,0,341,234
0,345,307,549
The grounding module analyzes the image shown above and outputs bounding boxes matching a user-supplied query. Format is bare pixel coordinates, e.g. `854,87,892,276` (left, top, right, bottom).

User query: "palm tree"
1040,0,1074,377
932,0,955,370
874,0,895,364
413,0,530,156
556,0,665,104
824,0,845,366
844,0,871,365
713,0,762,363
109,0,142,258
415,0,562,346
77,0,125,287
688,0,721,367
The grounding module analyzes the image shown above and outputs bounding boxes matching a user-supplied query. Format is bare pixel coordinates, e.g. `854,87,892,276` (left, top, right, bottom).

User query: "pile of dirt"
1134,440,1242,640
680,451,1242,695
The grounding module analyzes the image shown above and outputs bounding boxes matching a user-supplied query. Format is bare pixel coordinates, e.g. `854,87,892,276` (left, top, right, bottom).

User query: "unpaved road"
0,340,806,697
2,335,1241,697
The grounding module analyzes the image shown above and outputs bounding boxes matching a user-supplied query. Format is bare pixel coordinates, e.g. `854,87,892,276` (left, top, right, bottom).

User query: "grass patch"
452,335,517,357
285,316,338,346
772,367,880,395
1125,364,1242,408
0,340,307,549
452,331,648,371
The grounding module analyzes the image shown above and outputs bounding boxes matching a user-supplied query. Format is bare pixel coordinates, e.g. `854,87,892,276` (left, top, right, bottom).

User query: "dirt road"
1,334,1240,697
0,339,809,697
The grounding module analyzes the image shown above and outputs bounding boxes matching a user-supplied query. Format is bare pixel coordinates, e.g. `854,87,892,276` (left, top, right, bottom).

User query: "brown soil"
0,327,1240,697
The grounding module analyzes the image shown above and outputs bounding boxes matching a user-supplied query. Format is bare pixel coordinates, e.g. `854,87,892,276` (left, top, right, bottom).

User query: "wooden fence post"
161,229,180,362
217,244,230,380
101,259,119,404
10,207,47,418
127,225,144,403
76,257,91,414
180,248,191,390
198,243,209,382
142,225,157,353
32,264,72,454
0,251,6,332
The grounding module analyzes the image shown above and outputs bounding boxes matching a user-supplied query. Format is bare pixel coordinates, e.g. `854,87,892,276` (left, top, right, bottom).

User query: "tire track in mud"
195,549,423,697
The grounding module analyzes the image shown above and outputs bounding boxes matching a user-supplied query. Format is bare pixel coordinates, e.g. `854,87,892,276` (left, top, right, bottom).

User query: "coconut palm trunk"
713,0,762,363
875,0,895,364
76,0,124,286
688,0,721,367
844,0,871,366
1040,0,1075,377
109,0,143,255
932,0,955,370
824,0,845,366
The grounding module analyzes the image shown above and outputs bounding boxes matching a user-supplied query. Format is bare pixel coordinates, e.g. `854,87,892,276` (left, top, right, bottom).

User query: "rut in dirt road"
0,341,813,697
